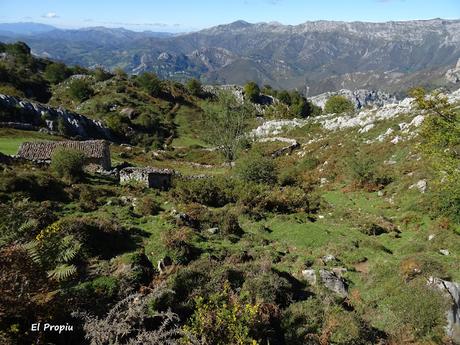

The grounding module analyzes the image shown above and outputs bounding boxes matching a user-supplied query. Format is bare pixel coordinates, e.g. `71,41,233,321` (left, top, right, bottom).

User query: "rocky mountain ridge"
2,19,460,94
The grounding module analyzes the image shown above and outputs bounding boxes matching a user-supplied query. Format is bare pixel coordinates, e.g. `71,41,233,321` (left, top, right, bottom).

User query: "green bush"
346,152,392,189
161,227,195,264
93,67,112,82
186,78,202,96
136,72,162,96
324,95,354,114
135,196,162,216
44,62,71,84
429,181,460,223
241,271,292,305
243,81,260,102
0,170,67,201
68,78,94,102
219,211,243,237
236,182,319,216
182,282,260,345
51,148,86,182
281,298,324,344
172,177,235,207
236,152,277,185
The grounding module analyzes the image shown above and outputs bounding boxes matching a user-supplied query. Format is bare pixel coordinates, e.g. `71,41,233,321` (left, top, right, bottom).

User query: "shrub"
51,148,86,182
243,81,260,102
0,170,67,201
429,181,460,223
161,227,195,264
281,298,324,344
324,95,354,114
74,284,182,345
44,62,70,84
136,72,162,96
0,84,25,97
219,211,243,237
236,152,277,185
265,186,317,214
186,78,202,96
68,78,93,102
182,281,260,345
346,152,392,189
172,177,235,207
93,67,112,82
135,196,162,216
236,182,319,216
242,271,292,306
0,200,56,246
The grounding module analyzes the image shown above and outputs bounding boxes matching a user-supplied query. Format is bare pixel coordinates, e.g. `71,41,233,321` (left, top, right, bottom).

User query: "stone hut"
17,140,111,170
119,167,174,190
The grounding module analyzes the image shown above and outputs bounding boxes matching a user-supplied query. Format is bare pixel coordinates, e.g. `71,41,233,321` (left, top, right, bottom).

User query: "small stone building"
119,167,174,189
17,140,111,170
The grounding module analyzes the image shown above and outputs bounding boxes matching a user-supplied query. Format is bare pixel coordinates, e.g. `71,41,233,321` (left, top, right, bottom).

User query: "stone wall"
120,167,174,190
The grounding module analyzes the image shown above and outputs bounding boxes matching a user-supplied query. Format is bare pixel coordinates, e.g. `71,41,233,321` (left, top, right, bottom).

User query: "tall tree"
201,91,253,162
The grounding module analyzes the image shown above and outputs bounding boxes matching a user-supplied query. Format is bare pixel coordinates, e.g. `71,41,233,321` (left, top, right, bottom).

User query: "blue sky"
0,0,459,32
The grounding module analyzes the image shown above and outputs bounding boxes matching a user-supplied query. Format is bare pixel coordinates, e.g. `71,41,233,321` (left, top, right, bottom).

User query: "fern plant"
23,233,81,282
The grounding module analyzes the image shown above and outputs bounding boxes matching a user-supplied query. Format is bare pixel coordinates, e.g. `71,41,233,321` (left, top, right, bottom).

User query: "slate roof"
17,140,109,161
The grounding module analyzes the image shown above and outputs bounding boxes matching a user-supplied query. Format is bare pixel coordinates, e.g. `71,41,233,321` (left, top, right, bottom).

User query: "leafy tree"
243,81,260,102
411,87,460,221
51,148,86,182
289,90,321,118
68,78,94,102
186,78,202,97
44,62,71,84
324,95,354,114
137,72,162,96
201,91,254,162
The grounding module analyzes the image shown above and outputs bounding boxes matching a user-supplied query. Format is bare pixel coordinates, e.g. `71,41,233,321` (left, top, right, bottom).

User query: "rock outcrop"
428,277,460,344
446,58,460,84
0,94,113,140
310,89,398,109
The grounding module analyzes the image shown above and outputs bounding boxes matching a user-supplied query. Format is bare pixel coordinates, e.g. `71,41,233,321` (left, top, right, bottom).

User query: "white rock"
409,114,425,128
409,179,427,193
358,123,374,133
302,269,317,285
439,249,450,256
391,135,403,144
428,234,435,241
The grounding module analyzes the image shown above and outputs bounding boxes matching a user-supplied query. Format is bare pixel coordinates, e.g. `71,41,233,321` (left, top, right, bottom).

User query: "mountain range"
1,19,460,95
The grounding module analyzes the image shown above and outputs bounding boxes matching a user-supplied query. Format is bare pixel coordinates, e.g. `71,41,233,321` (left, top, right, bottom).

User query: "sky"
0,0,459,32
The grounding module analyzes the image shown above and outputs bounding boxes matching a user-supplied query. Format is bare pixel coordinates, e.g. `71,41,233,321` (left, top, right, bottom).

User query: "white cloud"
42,12,59,19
